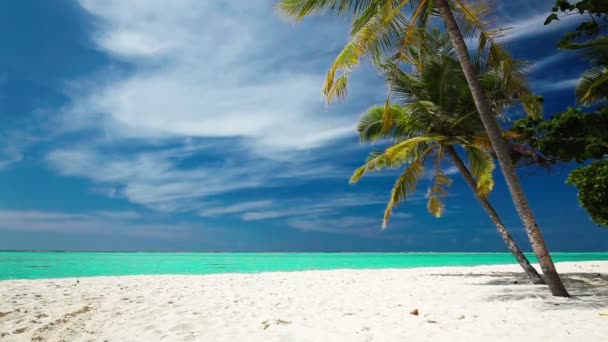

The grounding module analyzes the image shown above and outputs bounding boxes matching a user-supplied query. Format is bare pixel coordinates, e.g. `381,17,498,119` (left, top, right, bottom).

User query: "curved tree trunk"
436,0,569,296
446,146,545,284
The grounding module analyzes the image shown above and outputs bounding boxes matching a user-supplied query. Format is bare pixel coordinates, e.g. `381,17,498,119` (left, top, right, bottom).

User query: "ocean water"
1,252,607,280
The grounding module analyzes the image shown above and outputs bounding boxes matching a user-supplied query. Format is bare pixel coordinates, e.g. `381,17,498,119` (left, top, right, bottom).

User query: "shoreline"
4,252,608,282
1,261,607,341
2,259,608,282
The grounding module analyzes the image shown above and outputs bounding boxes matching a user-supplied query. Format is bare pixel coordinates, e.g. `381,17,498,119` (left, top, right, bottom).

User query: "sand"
0,261,607,341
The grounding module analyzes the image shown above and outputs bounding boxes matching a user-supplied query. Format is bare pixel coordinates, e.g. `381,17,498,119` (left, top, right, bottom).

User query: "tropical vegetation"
349,31,545,283
277,0,569,296
545,0,608,105
508,0,608,227
567,160,608,227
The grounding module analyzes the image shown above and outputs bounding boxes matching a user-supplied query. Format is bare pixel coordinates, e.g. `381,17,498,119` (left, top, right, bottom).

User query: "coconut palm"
350,36,544,283
352,106,544,284
567,37,608,105
277,0,568,296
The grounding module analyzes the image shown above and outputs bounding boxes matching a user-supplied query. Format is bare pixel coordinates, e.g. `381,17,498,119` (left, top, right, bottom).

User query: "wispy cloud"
501,13,583,42
199,193,388,221
34,0,386,217
0,145,23,170
287,215,381,236
64,0,359,153
46,143,352,213
532,77,580,93
528,52,575,73
0,123,48,170
0,209,192,239
286,210,414,236
198,200,275,217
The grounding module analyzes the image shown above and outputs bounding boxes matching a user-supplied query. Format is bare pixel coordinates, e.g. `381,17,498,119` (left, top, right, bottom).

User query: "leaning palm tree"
350,36,544,283
277,0,568,296
352,106,543,284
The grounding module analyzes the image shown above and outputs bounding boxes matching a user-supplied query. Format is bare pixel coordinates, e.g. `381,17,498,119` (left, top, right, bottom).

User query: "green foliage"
277,0,533,110
510,106,608,164
464,145,495,196
546,0,608,104
576,66,608,104
349,33,521,228
566,160,608,227
426,147,452,218
546,0,608,38
536,2,608,226
383,157,426,229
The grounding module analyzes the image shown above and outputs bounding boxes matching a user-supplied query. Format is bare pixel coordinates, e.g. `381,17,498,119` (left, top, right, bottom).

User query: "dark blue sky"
0,0,606,252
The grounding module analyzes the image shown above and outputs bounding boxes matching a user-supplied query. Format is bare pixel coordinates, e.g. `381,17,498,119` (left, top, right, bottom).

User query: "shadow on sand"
430,270,608,310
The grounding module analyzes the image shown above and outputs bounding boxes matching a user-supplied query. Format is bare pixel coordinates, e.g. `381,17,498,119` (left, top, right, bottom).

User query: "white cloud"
66,0,357,153
42,0,573,223
532,77,580,93
528,52,574,73
36,0,382,217
0,146,23,170
45,144,354,213
287,216,382,236
0,210,189,238
444,165,459,176
391,212,415,219
0,127,46,170
242,210,315,221
195,193,387,221
199,200,274,217
497,8,584,42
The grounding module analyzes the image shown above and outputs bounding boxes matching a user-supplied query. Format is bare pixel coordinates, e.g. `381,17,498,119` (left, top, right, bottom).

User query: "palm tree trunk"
445,146,545,284
436,0,569,296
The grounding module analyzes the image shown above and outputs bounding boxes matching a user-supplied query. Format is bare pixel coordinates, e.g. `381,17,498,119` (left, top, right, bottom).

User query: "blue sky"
0,0,606,252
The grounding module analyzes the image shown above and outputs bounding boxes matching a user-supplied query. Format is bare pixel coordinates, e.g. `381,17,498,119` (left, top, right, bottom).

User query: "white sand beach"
1,261,607,342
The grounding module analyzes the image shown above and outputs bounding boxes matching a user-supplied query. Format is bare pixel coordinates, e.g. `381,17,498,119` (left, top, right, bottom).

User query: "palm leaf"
350,136,436,184
576,67,608,105
322,0,412,102
464,145,495,197
357,104,427,142
426,145,452,217
276,0,380,20
383,157,425,229
384,135,437,160
453,0,527,94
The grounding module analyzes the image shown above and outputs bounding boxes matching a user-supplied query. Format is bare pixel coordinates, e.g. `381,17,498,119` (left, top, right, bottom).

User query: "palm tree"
277,0,568,296
350,37,544,283
353,107,544,284
566,37,608,105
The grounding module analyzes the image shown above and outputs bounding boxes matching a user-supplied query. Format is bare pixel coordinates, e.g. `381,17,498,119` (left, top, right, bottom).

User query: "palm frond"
350,137,433,184
325,74,349,103
383,157,425,229
357,104,426,142
559,36,608,64
350,150,402,184
517,91,544,119
276,0,379,21
453,0,527,94
323,0,411,102
465,145,495,197
426,145,452,217
576,67,608,105
384,135,437,160
398,0,434,64
382,97,394,133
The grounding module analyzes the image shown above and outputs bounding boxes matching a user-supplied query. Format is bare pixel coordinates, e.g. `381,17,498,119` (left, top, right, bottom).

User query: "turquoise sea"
1,252,607,281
